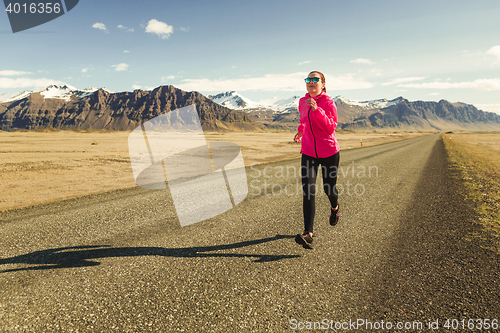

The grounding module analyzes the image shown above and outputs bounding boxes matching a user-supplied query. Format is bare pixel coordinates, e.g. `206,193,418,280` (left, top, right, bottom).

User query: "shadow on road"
0,234,299,273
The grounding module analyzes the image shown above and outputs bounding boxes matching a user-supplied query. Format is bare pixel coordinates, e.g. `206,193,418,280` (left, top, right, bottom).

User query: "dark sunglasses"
305,77,321,83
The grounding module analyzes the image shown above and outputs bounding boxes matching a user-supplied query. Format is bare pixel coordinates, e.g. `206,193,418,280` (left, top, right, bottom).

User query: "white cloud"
399,78,500,91
124,50,130,53
160,76,176,84
350,58,375,65
118,25,134,32
298,60,312,65
0,70,32,76
176,72,373,92
92,22,107,31
145,19,173,39
112,63,129,71
486,45,500,64
132,84,154,91
0,77,66,89
382,77,427,86
179,26,190,32
329,74,374,90
369,68,383,76
462,50,483,57
81,68,88,73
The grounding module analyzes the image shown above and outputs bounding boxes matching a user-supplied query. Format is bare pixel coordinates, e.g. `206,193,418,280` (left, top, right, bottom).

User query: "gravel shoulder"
442,132,500,254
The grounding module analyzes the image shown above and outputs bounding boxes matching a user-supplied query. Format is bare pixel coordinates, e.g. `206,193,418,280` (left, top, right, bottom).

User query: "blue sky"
1,0,500,114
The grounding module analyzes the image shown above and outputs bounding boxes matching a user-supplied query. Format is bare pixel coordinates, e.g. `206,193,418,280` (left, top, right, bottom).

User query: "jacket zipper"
307,106,318,158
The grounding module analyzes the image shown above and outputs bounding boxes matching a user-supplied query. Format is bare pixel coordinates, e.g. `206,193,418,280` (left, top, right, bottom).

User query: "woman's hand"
294,131,303,143
305,98,318,111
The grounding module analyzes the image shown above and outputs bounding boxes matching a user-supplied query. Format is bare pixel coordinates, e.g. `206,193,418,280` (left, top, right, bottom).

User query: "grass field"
443,132,500,253
0,129,432,211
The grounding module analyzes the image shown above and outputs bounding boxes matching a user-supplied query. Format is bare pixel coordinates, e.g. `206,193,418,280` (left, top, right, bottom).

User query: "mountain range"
0,85,258,131
1,85,500,132
208,91,500,131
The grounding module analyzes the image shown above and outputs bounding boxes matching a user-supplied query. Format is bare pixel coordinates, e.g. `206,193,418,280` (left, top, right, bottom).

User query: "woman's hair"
309,71,326,93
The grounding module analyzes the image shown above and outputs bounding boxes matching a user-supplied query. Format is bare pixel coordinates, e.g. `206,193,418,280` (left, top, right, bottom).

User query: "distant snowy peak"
267,96,301,112
40,84,84,101
207,91,407,113
208,91,260,110
0,91,28,103
39,84,114,101
0,85,112,103
209,92,408,113
208,91,301,113
333,95,404,109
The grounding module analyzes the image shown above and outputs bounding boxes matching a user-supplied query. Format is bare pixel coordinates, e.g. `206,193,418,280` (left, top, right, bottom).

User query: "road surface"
1,134,499,332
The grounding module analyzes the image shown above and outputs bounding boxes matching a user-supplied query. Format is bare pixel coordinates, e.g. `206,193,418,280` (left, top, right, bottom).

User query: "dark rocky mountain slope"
243,97,500,131
342,98,500,131
0,85,259,131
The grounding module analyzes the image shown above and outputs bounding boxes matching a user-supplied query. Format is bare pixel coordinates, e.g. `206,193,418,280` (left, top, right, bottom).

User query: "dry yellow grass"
0,129,431,211
0,130,134,211
443,132,500,253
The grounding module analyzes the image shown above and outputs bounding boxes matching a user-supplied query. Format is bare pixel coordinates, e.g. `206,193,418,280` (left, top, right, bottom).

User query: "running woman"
294,71,340,249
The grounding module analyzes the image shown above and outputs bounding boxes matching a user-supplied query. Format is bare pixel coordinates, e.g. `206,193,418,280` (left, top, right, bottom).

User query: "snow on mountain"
267,96,301,112
208,91,300,113
333,95,403,109
0,92,24,103
208,91,406,113
0,85,112,103
207,91,264,110
40,84,81,101
0,91,31,103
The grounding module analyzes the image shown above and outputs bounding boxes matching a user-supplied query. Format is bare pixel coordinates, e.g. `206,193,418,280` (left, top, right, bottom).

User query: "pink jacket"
297,92,339,158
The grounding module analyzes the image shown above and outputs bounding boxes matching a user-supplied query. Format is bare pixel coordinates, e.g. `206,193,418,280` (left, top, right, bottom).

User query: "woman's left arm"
313,99,338,135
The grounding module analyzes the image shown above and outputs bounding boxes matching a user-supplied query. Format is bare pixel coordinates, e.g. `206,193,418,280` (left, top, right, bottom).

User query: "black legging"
301,152,340,234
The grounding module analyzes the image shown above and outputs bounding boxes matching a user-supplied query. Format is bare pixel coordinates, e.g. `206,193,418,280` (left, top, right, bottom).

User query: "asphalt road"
1,134,499,332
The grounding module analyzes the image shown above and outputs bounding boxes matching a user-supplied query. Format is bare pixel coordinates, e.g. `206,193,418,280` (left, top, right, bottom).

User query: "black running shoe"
330,205,340,226
295,233,314,249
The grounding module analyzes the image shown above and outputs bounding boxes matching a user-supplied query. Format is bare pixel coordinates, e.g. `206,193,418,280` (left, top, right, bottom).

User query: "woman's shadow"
0,234,299,273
